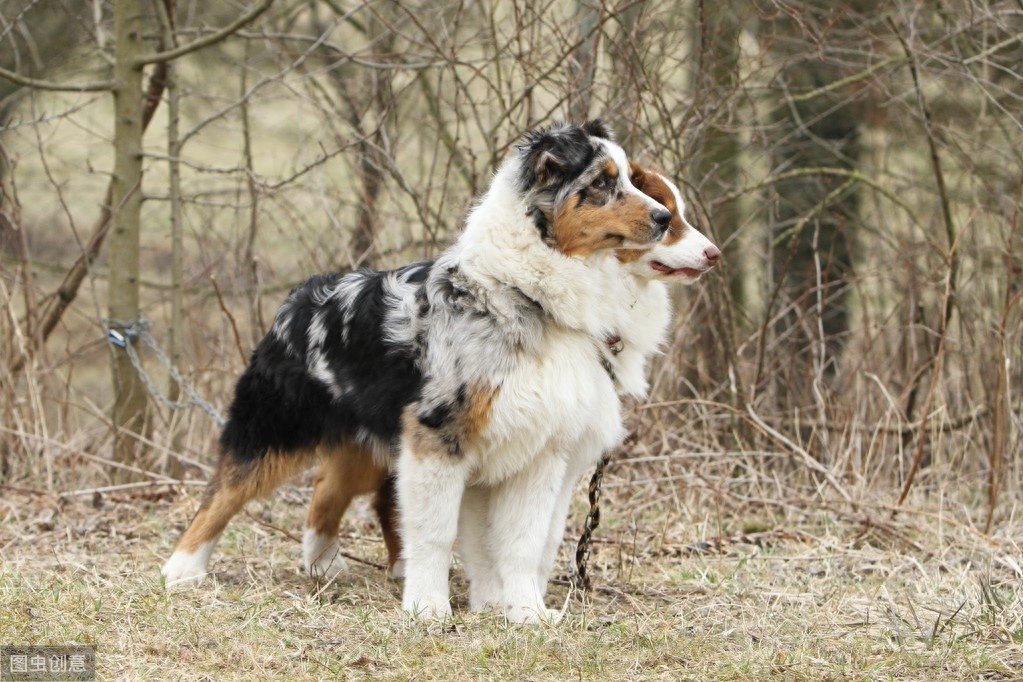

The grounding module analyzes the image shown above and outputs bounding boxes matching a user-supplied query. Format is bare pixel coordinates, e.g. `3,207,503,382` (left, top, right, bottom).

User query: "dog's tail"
219,336,332,463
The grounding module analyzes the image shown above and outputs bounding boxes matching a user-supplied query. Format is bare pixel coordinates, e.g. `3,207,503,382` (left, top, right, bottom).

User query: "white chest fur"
468,326,623,485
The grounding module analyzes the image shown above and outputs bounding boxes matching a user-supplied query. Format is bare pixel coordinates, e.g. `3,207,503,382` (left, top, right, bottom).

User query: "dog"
160,152,722,609
162,121,673,622
600,163,721,400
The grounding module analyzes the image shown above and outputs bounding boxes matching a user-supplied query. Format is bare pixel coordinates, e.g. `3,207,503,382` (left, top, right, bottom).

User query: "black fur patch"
219,260,433,463
516,121,599,194
582,118,614,140
418,401,452,429
529,206,553,241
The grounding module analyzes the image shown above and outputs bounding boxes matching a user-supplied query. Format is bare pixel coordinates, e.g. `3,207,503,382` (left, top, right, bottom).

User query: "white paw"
161,549,210,587
403,596,453,622
469,599,501,615
307,551,349,580
387,559,406,580
505,604,563,625
468,580,503,614
303,530,348,580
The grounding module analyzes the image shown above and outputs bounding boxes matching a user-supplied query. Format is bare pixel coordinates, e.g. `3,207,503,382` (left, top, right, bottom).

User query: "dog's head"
617,163,721,284
516,120,672,257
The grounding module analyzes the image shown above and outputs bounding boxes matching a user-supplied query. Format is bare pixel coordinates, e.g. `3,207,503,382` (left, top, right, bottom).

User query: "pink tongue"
651,261,701,277
650,261,675,274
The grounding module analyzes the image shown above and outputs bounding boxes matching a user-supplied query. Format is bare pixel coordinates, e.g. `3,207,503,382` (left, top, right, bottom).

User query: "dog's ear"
629,161,647,189
582,119,614,141
517,122,596,191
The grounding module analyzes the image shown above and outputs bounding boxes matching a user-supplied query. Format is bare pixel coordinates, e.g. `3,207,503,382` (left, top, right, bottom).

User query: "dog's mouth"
649,261,705,279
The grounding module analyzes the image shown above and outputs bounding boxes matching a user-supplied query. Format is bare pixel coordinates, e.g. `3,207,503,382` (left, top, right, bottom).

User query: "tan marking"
628,161,646,185
175,446,313,554
306,443,388,537
176,486,245,554
401,408,452,460
464,384,501,438
552,194,657,257
628,163,685,243
401,383,501,460
614,248,645,264
615,163,687,262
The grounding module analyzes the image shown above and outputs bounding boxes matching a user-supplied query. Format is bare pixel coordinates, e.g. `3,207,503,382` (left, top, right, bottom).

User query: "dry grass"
2,460,1021,681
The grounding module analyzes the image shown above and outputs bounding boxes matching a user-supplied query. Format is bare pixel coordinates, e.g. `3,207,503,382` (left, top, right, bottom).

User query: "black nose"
651,207,671,237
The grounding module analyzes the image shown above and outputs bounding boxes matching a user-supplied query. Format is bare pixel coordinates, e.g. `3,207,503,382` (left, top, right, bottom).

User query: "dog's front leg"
458,485,504,612
397,442,468,621
535,467,581,596
488,454,568,624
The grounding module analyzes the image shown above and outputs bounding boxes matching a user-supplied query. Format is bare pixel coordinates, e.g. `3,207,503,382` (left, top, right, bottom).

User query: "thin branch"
0,64,114,91
61,480,205,497
210,275,249,366
133,0,276,66
746,405,853,503
788,55,908,104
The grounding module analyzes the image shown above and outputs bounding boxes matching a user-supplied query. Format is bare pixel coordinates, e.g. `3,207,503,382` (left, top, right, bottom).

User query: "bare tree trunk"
161,0,187,479
688,0,745,398
568,0,601,123
108,0,149,480
763,4,864,411
345,80,389,269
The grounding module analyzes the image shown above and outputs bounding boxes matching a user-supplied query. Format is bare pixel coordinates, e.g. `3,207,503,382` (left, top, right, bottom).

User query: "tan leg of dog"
303,444,388,580
162,450,310,586
374,474,404,577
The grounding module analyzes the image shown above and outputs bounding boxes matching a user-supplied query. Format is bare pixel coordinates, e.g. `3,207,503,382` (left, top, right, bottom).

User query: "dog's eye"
592,174,615,191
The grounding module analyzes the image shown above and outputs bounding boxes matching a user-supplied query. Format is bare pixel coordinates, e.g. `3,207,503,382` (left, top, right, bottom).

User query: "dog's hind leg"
374,474,404,578
162,448,309,586
303,444,388,581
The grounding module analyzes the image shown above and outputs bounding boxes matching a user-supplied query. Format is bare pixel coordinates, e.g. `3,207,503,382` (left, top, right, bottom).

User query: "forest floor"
2,473,1022,681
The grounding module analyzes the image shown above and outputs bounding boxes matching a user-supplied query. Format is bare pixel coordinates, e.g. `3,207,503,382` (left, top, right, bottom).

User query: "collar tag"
606,334,624,355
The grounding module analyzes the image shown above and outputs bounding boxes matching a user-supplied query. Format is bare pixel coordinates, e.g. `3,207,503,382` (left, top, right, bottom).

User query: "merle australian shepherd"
163,120,703,623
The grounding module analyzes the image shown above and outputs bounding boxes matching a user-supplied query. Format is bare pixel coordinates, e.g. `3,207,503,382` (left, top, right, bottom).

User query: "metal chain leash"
574,449,612,590
106,317,226,427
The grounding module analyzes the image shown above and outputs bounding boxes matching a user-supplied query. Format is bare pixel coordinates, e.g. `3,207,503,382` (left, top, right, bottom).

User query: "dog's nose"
704,244,722,266
651,207,672,238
